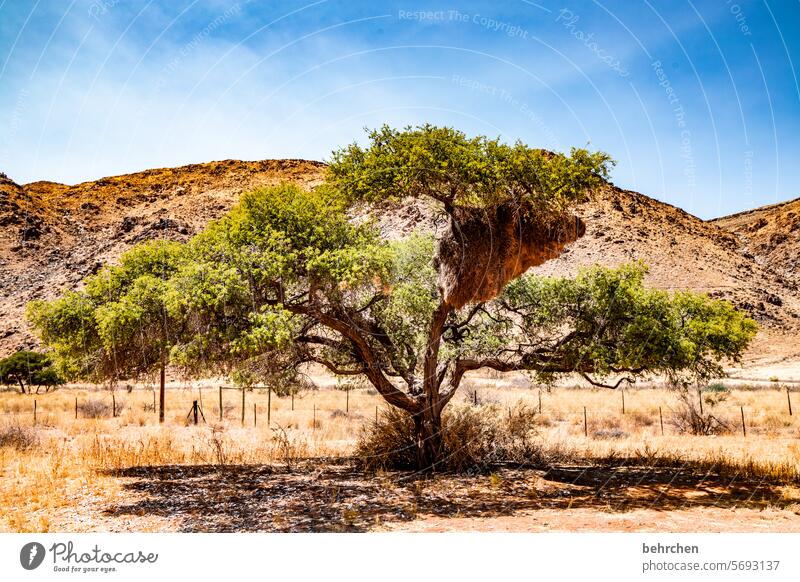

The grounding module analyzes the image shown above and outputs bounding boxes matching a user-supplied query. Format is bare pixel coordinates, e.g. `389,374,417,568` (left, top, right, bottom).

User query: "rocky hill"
0,160,325,355
712,197,800,284
2,160,799,372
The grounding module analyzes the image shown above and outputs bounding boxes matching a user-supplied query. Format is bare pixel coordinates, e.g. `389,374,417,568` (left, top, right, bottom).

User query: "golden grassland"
1,376,799,532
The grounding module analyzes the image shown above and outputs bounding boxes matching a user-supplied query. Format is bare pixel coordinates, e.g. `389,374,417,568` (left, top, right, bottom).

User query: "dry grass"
1,376,799,531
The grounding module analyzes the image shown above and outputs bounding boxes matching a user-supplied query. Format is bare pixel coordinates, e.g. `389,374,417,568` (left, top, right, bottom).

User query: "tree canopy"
327,124,613,217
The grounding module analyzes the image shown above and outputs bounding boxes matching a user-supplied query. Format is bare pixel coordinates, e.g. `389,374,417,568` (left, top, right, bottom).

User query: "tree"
27,126,758,469
27,240,185,422
166,126,755,469
0,351,65,394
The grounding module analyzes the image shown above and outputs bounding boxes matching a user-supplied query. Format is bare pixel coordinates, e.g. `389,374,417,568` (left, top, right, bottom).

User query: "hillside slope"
712,197,800,284
2,161,799,372
0,160,325,355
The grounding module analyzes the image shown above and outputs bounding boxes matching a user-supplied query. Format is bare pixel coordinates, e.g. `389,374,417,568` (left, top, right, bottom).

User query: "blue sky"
1,0,799,219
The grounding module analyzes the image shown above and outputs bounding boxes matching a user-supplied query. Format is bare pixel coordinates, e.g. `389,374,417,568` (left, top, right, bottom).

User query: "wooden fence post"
538,390,542,414
152,390,156,414
112,393,116,418
193,400,199,425
33,399,37,425
267,387,271,425
659,406,664,436
740,406,746,437
375,406,378,427
219,386,223,421
75,397,78,420
241,388,245,426
583,406,588,437
346,387,349,415
621,389,625,415
291,391,294,411
254,403,257,427
788,387,793,416
698,388,703,416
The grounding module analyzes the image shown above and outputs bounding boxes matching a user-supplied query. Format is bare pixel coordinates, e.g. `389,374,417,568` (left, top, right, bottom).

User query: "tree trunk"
158,360,166,424
415,302,451,470
413,406,444,471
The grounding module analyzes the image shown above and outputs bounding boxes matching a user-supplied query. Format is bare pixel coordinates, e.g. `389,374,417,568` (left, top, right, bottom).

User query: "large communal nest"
434,202,585,309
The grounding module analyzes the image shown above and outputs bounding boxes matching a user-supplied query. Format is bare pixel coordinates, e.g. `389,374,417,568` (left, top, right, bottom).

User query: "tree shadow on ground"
103,460,798,532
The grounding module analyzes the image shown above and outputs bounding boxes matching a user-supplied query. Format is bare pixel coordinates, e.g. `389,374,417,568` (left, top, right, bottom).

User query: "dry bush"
354,401,540,472
628,410,655,427
270,425,308,470
0,423,39,450
593,428,628,440
671,389,730,435
78,398,113,418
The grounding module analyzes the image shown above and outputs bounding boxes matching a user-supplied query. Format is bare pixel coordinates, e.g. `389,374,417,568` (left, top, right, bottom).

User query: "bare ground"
45,461,800,533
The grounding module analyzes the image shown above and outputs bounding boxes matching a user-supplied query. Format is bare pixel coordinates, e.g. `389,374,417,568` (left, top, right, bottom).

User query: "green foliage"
0,351,64,392
497,262,758,384
327,124,613,218
167,183,394,378
26,240,186,382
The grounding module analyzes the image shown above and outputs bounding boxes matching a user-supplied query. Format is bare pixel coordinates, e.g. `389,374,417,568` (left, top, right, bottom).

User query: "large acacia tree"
27,126,757,468
163,126,756,469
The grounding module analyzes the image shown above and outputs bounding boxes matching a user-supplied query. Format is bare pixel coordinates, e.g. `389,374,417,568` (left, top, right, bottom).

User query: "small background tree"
0,351,64,393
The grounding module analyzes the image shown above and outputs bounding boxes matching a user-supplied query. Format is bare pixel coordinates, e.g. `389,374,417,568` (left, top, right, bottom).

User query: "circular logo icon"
20,542,46,570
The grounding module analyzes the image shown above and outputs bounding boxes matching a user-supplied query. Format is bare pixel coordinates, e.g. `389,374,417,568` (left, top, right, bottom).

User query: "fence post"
241,388,245,426
583,406,588,437
473,390,478,406
313,403,316,432
112,393,116,418
219,386,223,421
75,397,78,420
346,387,349,415
740,406,746,437
698,388,703,416
538,389,542,414
659,406,664,436
198,386,203,412
788,387,793,416
193,400,199,425
621,389,625,415
375,406,378,427
267,387,271,425
291,391,294,411
254,403,257,427
33,399,37,426
152,390,156,414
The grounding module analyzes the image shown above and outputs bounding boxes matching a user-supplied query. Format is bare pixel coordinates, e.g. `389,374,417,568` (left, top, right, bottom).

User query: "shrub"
354,402,540,472
672,389,729,435
593,428,629,440
0,423,39,450
78,398,117,418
